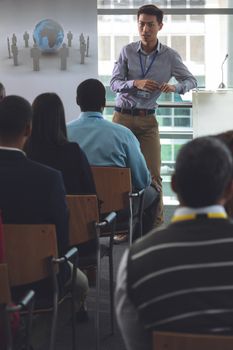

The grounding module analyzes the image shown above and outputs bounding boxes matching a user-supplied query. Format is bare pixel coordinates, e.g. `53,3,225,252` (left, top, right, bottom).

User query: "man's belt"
115,107,155,116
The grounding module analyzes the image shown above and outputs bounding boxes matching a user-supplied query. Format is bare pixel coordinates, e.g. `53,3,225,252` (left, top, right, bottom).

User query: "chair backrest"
91,167,132,214
3,224,58,286
66,195,99,246
0,263,11,304
153,331,233,350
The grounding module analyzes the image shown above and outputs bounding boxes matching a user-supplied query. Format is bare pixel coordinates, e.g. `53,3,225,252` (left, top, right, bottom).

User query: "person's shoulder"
66,118,79,127
26,157,62,179
108,120,136,136
129,224,170,255
63,141,84,154
122,41,139,53
159,42,179,56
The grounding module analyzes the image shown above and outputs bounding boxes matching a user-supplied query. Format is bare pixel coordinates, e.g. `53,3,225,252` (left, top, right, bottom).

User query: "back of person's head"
172,136,233,207
30,92,67,146
137,4,164,23
0,83,6,102
0,95,32,142
76,79,106,112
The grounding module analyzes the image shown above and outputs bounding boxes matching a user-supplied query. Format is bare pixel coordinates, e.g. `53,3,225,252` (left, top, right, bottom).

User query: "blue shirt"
67,112,151,190
110,41,197,110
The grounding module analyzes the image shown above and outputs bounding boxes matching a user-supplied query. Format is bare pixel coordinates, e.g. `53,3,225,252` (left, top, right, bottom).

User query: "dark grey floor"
29,205,176,350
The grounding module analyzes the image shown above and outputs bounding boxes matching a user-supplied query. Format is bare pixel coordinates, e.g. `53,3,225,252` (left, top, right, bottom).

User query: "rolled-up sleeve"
171,51,197,94
110,48,135,93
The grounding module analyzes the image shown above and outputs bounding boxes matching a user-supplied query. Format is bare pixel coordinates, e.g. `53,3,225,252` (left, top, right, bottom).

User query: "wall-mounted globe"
33,19,64,53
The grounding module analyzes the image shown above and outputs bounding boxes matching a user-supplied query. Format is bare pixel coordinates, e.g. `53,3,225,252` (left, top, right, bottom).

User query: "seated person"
0,95,88,316
116,136,233,350
67,79,159,239
25,92,96,195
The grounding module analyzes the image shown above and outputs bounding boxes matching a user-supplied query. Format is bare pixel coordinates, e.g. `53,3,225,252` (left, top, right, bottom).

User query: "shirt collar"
79,111,104,119
0,146,26,156
137,40,160,54
174,205,226,216
172,205,227,223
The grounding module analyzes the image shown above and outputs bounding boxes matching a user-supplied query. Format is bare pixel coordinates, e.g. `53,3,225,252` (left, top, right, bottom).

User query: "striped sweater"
127,217,233,334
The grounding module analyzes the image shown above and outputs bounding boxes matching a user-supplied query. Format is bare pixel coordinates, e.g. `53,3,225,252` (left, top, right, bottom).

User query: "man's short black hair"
137,4,164,23
174,136,233,207
0,95,32,140
76,79,106,112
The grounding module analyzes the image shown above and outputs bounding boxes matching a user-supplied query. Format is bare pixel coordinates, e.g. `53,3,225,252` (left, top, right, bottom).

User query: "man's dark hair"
76,79,106,112
174,136,233,207
31,92,67,145
137,4,164,23
0,95,32,140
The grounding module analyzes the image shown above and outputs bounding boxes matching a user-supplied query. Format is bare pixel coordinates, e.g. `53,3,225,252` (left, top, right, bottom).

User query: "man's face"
138,14,163,46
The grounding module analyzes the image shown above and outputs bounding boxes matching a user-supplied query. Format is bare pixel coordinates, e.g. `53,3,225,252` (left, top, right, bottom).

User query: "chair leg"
2,305,13,350
109,253,114,335
25,298,34,350
95,250,101,350
129,197,133,246
49,301,58,350
71,292,76,350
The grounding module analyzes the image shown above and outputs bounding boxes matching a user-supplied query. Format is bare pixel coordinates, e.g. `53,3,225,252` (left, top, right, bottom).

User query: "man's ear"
159,22,163,31
24,122,32,138
171,173,177,194
222,180,233,204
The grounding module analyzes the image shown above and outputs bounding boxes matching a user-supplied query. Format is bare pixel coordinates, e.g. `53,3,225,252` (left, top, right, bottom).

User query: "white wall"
0,0,98,121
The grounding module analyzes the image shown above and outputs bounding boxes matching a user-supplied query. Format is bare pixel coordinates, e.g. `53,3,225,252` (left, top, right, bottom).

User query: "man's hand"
133,79,159,92
158,83,176,93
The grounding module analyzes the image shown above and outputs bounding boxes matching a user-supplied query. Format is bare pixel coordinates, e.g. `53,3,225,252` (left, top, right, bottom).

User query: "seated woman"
25,93,96,259
25,92,96,195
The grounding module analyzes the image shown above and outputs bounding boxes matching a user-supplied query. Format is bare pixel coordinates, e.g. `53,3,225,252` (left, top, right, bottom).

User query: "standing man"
110,4,197,225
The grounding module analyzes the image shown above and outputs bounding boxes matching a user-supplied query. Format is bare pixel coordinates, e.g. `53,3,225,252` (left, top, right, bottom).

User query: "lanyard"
139,50,158,78
171,212,227,223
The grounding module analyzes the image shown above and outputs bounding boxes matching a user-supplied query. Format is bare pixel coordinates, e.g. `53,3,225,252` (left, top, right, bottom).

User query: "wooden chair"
0,263,35,350
153,331,233,350
91,166,145,245
66,194,116,350
3,224,78,350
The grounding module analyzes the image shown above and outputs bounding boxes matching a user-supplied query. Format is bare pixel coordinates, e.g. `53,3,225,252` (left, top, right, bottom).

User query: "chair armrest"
7,290,35,313
53,247,78,264
98,211,117,228
19,290,35,309
129,188,145,198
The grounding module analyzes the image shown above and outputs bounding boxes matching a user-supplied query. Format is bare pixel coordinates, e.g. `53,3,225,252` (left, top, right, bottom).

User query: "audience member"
0,95,88,314
25,92,96,195
67,79,159,240
0,83,6,101
116,136,233,350
215,130,233,217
